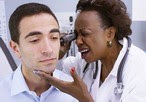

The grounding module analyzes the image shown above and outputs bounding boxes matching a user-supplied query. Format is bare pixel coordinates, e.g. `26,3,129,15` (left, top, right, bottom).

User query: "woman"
35,0,146,101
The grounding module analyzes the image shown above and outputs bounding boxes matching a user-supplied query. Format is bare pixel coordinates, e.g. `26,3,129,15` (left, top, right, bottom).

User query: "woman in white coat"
36,0,146,102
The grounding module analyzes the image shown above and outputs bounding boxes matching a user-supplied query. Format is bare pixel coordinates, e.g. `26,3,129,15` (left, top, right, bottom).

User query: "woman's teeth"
80,49,89,53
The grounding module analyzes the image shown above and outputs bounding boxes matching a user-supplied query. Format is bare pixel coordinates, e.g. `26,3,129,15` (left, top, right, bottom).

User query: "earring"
107,41,112,47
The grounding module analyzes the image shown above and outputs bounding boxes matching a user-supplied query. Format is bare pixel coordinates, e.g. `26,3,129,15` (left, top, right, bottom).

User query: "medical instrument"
83,61,98,79
82,61,98,93
60,16,76,46
114,37,132,95
60,33,76,46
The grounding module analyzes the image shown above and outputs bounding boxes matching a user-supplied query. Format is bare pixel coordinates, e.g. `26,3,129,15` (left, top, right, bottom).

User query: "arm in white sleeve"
56,52,85,76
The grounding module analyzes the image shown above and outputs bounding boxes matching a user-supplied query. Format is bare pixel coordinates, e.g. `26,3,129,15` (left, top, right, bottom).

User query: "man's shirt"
0,64,78,102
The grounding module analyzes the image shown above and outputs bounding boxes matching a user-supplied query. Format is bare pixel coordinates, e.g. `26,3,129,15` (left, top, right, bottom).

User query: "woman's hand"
35,67,94,102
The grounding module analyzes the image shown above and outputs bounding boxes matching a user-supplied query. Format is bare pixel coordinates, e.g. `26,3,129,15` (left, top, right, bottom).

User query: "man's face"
75,11,108,63
11,13,60,74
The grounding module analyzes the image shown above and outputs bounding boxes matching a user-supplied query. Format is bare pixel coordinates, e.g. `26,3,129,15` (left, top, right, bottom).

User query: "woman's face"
75,10,109,63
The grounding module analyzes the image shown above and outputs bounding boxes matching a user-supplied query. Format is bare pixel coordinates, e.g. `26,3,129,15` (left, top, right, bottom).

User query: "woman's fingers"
70,67,80,83
70,67,88,88
70,67,94,102
34,68,94,102
34,70,69,90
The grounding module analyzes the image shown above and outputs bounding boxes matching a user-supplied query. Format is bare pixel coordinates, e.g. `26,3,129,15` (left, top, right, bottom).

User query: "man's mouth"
39,58,56,64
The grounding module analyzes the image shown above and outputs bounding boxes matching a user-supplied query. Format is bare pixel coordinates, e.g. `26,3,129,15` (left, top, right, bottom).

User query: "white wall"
4,0,146,65
5,0,78,40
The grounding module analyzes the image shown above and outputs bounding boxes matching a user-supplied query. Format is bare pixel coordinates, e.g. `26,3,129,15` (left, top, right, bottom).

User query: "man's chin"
39,66,56,74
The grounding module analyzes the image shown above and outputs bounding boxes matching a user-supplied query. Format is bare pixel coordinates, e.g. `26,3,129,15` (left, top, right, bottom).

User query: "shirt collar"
11,65,72,96
110,37,128,77
11,64,29,96
37,70,65,97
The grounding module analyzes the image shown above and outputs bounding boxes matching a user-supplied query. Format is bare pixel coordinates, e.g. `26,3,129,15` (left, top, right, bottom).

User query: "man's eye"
52,36,59,40
29,39,39,43
51,34,59,40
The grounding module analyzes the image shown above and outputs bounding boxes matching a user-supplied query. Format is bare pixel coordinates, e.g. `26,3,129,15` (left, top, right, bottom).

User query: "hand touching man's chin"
34,64,56,75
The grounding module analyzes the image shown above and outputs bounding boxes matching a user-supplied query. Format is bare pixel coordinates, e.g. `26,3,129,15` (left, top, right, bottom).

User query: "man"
0,3,77,102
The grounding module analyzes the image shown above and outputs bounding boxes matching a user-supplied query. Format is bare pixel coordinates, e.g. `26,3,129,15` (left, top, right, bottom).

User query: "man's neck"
22,67,51,96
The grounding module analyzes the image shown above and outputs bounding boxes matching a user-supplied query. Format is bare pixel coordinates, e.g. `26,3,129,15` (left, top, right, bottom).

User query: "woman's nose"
75,35,83,46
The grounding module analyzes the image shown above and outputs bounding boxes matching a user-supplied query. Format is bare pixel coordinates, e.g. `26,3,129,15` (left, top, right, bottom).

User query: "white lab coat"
57,38,146,102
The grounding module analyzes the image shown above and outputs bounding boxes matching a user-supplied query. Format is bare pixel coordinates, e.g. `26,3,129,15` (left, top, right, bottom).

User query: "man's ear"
9,40,21,58
105,26,116,41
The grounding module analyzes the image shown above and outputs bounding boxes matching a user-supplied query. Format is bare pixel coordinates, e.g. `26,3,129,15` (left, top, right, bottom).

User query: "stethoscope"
82,37,132,96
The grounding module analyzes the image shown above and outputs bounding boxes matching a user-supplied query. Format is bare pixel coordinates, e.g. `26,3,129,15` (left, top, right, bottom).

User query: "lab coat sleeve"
121,45,146,102
122,82,146,102
56,58,64,70
56,52,83,76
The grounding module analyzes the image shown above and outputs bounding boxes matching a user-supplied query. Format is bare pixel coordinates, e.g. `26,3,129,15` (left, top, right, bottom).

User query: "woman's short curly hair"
76,0,132,40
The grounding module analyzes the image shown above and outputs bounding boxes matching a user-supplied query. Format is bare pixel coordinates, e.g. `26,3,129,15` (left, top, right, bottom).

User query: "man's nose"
41,39,53,56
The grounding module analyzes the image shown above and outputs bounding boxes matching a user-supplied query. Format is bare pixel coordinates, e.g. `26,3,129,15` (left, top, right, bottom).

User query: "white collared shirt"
58,37,146,102
0,65,78,102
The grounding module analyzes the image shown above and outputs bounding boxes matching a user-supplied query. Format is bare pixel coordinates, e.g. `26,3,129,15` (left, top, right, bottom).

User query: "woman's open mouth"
80,49,90,59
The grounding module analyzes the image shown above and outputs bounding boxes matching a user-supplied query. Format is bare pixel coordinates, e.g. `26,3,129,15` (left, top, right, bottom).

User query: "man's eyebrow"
25,28,60,39
50,28,60,34
25,31,42,39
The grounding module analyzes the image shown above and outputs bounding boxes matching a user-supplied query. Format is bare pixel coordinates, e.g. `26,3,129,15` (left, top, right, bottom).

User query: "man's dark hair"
9,2,59,44
76,0,132,40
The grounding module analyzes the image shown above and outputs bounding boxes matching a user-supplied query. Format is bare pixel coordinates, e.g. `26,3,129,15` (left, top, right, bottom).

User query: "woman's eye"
81,31,89,36
80,29,91,37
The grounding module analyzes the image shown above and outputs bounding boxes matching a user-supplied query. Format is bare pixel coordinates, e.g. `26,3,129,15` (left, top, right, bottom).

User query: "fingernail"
33,70,40,75
71,67,75,73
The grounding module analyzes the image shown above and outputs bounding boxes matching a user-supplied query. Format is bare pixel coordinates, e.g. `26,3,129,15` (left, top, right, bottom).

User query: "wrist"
79,93,94,102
